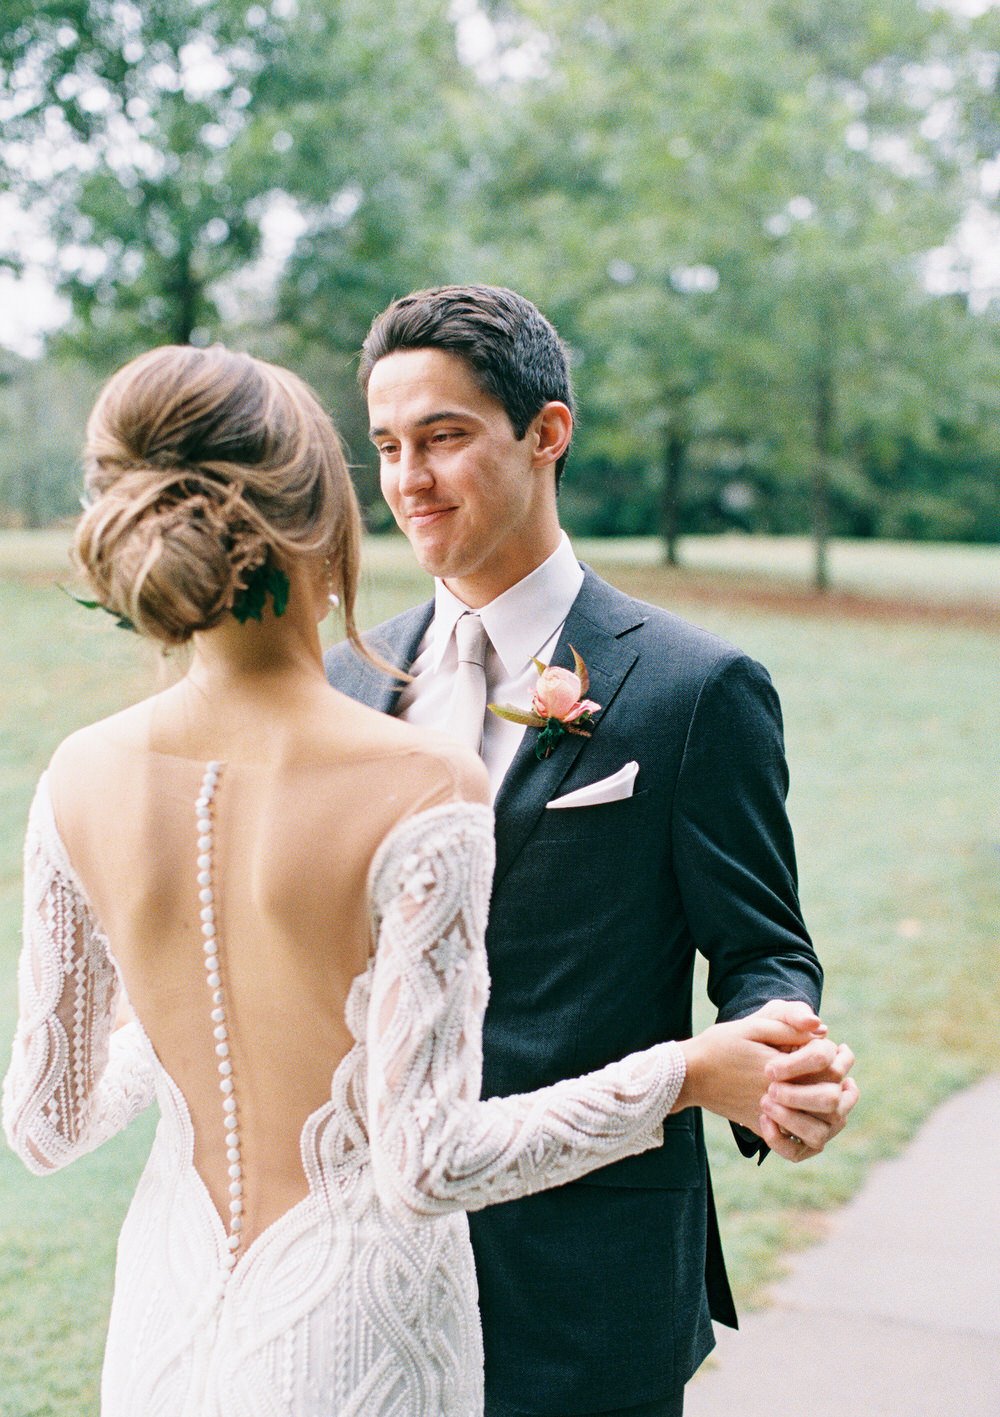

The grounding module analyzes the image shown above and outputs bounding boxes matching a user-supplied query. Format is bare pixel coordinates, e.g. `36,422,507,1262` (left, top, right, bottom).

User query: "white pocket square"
546,761,639,810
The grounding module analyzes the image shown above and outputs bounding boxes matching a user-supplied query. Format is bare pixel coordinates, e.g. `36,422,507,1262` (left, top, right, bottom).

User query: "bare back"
46,684,488,1247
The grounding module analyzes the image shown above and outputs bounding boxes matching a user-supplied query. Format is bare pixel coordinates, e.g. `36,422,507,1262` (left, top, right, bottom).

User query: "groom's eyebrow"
369,410,470,439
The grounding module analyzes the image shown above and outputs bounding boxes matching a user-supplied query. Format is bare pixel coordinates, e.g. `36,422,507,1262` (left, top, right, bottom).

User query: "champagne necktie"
447,613,490,755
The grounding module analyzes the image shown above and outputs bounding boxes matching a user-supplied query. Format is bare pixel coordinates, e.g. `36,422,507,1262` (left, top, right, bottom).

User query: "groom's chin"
404,534,459,580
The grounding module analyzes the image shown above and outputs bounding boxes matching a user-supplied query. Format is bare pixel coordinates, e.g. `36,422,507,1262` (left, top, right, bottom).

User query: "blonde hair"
75,345,367,653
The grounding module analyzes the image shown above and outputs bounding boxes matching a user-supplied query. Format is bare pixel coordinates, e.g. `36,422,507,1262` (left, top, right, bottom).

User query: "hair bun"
75,471,268,644
74,343,365,651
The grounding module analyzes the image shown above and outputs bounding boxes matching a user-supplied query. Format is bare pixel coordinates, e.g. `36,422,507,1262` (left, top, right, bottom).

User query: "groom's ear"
529,401,573,472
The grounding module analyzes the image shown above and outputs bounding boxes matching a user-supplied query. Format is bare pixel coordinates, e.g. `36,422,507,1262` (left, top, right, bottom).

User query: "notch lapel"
492,568,644,889
329,601,433,713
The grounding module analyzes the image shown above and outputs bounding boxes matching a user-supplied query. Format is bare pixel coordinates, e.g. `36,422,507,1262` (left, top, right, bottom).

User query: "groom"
326,285,856,1417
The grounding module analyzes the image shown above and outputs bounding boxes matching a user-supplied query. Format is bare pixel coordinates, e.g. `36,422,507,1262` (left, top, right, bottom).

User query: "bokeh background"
1,0,999,564
0,3,997,1413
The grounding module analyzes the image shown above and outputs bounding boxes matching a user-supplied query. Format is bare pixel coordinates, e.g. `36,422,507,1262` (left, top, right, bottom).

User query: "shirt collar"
428,533,584,676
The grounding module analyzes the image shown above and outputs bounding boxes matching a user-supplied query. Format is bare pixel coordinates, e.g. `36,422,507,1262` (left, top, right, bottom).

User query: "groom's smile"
367,348,565,608
407,505,458,529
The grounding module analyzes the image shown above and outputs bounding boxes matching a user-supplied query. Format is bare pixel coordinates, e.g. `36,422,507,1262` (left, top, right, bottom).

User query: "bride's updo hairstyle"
75,344,364,649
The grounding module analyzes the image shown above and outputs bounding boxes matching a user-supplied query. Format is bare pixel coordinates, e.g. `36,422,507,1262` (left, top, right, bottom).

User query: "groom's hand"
757,1026,858,1162
673,1001,858,1161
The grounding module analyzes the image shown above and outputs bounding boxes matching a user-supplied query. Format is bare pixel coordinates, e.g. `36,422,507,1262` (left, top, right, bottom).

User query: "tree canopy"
1,0,997,564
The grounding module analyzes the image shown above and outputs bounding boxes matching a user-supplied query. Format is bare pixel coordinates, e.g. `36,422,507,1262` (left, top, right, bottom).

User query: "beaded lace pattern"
4,775,686,1416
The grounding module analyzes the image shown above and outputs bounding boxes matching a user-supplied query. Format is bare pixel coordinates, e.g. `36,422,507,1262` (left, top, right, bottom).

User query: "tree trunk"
14,464,42,528
17,381,43,528
660,429,686,567
169,243,200,346
811,367,834,592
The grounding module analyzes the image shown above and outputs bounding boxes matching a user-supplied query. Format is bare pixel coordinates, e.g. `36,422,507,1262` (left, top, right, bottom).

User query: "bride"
3,345,827,1416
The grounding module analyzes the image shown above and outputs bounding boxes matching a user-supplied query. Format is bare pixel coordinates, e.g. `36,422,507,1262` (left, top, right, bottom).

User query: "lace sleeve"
367,801,686,1218
2,777,156,1175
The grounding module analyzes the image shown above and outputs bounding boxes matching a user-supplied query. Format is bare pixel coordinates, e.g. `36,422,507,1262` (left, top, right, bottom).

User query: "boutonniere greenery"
489,646,601,761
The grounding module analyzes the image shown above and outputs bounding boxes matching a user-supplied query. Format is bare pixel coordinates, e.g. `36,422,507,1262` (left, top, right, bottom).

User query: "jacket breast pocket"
532,787,653,845
576,1114,702,1191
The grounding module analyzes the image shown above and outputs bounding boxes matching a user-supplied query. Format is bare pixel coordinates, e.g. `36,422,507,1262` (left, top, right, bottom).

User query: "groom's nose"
397,445,434,495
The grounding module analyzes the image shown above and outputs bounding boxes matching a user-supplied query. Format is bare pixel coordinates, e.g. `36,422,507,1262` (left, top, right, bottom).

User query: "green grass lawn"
1,532,998,1415
18,527,999,606
572,533,1000,606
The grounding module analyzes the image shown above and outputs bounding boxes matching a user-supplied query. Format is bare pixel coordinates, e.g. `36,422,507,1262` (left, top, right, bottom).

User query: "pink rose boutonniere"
489,646,601,760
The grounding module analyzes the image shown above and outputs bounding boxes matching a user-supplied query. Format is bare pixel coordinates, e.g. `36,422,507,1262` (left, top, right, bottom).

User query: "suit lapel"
492,568,644,888
341,570,646,890
339,601,433,712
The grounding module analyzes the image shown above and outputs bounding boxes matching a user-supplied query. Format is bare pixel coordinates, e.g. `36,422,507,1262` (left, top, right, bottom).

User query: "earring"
323,555,340,610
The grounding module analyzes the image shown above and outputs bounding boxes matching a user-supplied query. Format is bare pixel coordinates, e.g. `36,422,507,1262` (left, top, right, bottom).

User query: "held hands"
757,1003,858,1161
673,1001,858,1163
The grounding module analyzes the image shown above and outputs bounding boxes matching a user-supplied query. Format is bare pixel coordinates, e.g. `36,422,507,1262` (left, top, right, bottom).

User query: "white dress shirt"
396,534,585,798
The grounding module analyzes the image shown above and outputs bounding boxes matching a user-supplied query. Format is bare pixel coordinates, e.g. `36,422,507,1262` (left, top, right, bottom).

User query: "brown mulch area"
603,566,1000,631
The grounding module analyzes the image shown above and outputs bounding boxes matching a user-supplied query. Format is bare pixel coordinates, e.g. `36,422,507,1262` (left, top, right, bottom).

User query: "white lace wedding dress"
3,754,685,1416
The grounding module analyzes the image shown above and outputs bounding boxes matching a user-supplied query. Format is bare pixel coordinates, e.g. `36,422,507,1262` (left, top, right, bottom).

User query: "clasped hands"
673,1001,858,1162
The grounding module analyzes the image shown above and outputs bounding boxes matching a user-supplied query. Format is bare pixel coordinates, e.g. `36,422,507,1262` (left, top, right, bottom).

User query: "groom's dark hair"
359,285,575,484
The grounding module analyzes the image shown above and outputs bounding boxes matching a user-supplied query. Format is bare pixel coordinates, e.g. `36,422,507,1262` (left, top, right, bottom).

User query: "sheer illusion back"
5,697,686,1416
44,724,471,1251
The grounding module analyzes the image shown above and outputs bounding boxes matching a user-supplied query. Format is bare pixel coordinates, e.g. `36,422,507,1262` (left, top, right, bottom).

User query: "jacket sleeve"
2,778,156,1174
671,653,823,1159
367,801,686,1218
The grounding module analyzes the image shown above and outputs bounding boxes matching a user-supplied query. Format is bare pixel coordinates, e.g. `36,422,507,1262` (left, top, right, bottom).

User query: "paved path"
685,1074,1000,1417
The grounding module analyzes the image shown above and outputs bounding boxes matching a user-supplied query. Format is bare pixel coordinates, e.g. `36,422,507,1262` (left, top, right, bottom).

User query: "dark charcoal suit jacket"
324,565,823,1414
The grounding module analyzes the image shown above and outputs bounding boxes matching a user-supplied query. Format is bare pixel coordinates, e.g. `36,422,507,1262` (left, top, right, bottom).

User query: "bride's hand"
670,1001,847,1153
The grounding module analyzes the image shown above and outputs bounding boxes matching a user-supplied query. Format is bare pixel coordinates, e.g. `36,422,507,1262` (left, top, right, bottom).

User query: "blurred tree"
0,0,279,359
265,0,477,508
0,353,97,526
473,0,996,582
1,0,995,549
706,1,993,587
851,296,1000,542
0,0,476,516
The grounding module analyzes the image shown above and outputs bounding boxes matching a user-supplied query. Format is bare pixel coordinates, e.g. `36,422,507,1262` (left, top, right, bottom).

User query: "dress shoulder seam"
366,800,494,910
26,772,102,918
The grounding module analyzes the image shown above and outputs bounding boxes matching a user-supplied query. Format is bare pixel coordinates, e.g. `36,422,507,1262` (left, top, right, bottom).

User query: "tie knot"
454,613,489,668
